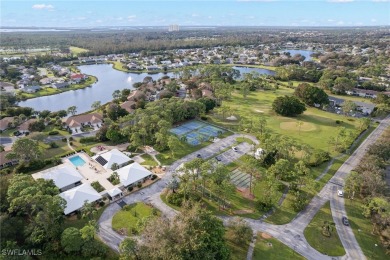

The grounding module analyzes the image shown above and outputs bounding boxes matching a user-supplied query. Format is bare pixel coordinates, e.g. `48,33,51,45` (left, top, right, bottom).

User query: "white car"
232,146,238,152
337,190,344,197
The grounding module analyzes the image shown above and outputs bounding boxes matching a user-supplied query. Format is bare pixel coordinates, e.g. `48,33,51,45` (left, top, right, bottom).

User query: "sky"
1,0,389,28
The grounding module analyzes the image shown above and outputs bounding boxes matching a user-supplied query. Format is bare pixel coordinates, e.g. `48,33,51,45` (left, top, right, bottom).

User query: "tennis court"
230,169,251,189
170,120,225,146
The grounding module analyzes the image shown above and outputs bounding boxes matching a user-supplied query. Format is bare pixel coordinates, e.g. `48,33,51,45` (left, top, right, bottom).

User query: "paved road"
98,133,258,250
97,117,389,259
329,116,390,260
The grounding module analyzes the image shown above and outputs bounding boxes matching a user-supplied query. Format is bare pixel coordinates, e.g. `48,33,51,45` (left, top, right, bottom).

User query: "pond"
280,49,314,61
18,64,275,114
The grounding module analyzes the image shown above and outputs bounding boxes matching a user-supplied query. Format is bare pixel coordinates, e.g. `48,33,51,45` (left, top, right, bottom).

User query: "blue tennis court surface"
170,120,225,145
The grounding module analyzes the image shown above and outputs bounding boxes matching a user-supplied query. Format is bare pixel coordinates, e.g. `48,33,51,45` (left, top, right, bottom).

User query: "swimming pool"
69,155,86,167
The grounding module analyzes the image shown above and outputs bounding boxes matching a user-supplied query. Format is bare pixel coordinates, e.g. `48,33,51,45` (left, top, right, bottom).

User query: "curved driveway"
98,118,390,259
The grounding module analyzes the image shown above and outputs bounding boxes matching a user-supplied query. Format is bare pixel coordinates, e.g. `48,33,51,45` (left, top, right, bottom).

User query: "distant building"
168,24,179,32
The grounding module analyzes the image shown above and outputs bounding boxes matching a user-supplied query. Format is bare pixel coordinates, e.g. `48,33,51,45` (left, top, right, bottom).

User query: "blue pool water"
69,155,86,167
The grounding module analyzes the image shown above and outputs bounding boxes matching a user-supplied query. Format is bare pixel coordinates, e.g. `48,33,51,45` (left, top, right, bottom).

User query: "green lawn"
253,233,305,260
109,61,131,72
265,192,300,225
304,201,345,256
344,198,388,260
209,87,362,158
156,140,212,165
64,205,108,230
69,46,89,55
140,154,158,167
112,202,158,235
225,231,250,260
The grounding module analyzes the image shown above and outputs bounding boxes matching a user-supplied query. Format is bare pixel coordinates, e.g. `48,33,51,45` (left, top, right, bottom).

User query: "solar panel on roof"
95,156,108,166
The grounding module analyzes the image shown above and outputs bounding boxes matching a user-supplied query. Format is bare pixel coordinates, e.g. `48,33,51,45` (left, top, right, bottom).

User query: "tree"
67,106,77,116
294,83,329,106
167,136,181,158
240,82,250,100
106,124,123,143
81,201,97,220
333,77,355,94
61,227,83,254
167,177,179,193
119,238,140,260
342,100,357,116
28,120,45,132
227,217,253,245
272,95,306,117
107,103,128,120
112,90,121,100
6,138,42,162
80,221,98,241
7,175,65,246
91,101,102,111
138,203,230,260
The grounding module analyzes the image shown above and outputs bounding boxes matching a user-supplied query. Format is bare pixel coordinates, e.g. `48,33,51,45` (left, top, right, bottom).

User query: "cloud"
128,15,136,19
192,14,199,17
327,0,354,2
327,19,335,22
32,4,54,10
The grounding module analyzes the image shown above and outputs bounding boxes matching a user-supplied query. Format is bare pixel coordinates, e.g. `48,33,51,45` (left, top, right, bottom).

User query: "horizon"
1,0,389,28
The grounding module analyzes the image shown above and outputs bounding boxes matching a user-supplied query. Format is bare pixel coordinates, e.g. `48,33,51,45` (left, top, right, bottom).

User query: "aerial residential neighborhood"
0,1,390,260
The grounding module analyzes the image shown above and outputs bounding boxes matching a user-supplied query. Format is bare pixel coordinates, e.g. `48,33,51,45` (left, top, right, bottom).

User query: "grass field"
225,231,250,260
253,233,305,260
304,201,345,256
112,202,158,235
69,46,89,55
156,140,213,165
209,87,362,157
140,154,158,167
344,198,388,259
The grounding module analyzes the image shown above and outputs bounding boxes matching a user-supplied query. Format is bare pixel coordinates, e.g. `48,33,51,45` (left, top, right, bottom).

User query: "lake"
280,49,314,61
18,64,274,113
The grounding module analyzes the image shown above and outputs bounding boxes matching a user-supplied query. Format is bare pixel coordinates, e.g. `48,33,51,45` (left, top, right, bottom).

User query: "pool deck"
64,153,116,191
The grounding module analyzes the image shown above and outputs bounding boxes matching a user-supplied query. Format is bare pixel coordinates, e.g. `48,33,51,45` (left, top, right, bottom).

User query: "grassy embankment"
16,76,97,100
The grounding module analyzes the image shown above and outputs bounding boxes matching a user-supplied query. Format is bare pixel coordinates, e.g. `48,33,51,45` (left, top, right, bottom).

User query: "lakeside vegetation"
16,75,97,100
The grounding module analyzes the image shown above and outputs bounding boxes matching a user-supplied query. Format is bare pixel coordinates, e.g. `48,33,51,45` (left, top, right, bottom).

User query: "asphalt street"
97,117,390,259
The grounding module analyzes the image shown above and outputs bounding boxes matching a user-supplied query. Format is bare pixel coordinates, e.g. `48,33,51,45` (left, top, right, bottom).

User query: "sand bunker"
261,233,272,239
279,121,317,132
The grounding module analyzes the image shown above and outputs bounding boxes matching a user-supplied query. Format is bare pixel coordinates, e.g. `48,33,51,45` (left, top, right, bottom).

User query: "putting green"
279,121,317,132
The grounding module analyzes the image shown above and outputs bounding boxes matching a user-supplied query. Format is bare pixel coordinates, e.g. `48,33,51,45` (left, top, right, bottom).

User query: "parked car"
215,156,221,161
342,216,349,226
232,146,238,152
337,190,344,197
196,154,202,158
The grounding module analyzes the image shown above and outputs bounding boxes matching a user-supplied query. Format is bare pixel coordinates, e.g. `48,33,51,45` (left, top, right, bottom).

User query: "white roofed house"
92,149,131,170
32,164,83,192
60,183,102,215
117,162,153,188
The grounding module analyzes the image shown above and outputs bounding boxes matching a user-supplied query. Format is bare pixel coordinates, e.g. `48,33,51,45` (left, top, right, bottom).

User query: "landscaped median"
112,202,160,236
303,201,346,256
253,232,305,260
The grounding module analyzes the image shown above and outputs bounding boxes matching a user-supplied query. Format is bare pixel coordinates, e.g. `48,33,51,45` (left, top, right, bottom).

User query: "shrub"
99,201,105,207
152,208,158,216
80,136,97,143
14,160,46,174
127,186,133,192
48,130,59,135
62,138,67,142
137,182,142,188
166,192,184,207
69,137,74,141
335,120,342,124
49,142,59,148
151,174,157,180
200,116,208,120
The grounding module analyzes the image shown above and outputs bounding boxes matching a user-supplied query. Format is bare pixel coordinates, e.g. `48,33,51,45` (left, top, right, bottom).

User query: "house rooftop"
92,148,130,169
117,162,152,187
60,183,102,215
32,164,83,190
